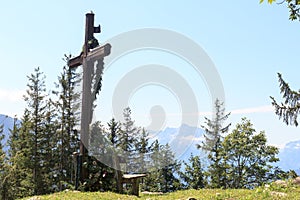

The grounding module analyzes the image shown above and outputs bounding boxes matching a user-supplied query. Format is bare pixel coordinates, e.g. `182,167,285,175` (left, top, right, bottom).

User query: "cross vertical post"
80,12,94,185
68,12,110,189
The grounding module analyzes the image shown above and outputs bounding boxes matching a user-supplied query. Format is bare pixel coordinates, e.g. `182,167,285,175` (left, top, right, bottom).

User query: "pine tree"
7,116,19,159
134,128,152,173
197,99,231,188
53,60,81,190
0,124,7,199
107,118,121,146
119,107,139,173
180,153,205,189
119,107,137,152
270,73,300,126
23,67,48,194
142,140,161,192
142,142,182,192
43,98,61,192
159,144,182,193
106,118,125,193
5,110,35,199
88,121,116,192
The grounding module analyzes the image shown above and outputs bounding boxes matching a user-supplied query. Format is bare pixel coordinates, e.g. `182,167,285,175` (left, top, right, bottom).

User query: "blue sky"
0,1,299,147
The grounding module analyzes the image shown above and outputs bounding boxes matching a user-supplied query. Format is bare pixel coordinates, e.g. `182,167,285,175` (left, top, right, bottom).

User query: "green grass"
22,184,300,200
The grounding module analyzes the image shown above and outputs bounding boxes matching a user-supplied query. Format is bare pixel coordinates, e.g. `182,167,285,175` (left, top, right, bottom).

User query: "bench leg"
132,179,139,196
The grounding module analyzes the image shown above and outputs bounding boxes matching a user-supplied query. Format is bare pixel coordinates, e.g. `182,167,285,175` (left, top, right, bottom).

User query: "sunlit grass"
22,184,300,200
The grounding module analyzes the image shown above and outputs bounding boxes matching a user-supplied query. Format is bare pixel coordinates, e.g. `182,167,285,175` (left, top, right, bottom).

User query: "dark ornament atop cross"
68,12,105,68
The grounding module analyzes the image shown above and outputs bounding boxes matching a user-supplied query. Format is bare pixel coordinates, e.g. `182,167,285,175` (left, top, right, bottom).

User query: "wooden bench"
122,174,147,196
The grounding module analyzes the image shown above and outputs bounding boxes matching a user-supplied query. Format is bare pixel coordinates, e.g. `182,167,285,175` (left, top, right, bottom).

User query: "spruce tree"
159,144,182,193
53,60,81,190
23,67,48,194
197,99,231,188
270,73,300,126
5,109,35,199
134,128,152,173
107,118,121,146
88,121,116,192
120,107,139,173
141,140,161,192
0,124,7,200
142,142,182,192
7,116,19,159
180,153,205,189
43,98,61,192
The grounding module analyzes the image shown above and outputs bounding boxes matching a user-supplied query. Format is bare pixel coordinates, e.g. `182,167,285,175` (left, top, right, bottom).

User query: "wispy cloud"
230,105,274,115
180,135,204,142
0,88,25,102
135,105,274,119
194,105,274,116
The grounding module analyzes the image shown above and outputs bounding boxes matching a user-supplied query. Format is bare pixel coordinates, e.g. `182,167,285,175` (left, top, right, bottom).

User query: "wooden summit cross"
68,12,146,196
68,12,111,187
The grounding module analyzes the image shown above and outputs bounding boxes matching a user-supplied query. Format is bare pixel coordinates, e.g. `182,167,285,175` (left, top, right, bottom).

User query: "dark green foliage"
4,110,35,199
0,124,7,200
268,167,298,180
0,60,289,198
197,99,231,188
87,121,117,192
79,156,116,192
142,142,182,193
119,107,142,173
52,57,81,191
107,118,121,145
261,0,300,20
119,107,138,153
23,67,49,194
180,153,205,189
221,118,279,189
270,73,300,126
159,144,182,193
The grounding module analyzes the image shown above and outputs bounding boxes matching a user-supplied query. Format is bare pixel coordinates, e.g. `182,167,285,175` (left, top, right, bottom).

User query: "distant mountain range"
1,114,299,175
277,140,300,175
0,114,20,152
151,124,300,175
149,124,205,162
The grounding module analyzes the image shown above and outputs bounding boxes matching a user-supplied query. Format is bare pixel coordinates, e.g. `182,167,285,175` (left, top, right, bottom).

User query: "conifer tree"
159,144,182,192
0,124,7,199
120,107,137,152
197,99,231,188
7,116,19,159
88,121,116,192
141,140,161,192
142,142,182,192
43,98,61,192
5,109,35,199
180,153,205,189
270,73,300,126
107,118,121,146
120,107,139,173
106,118,125,193
23,67,48,194
53,59,81,190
